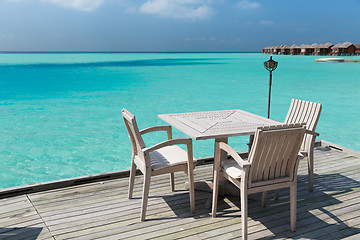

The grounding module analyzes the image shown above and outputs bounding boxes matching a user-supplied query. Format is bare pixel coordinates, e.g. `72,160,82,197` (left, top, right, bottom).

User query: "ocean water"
0,53,359,189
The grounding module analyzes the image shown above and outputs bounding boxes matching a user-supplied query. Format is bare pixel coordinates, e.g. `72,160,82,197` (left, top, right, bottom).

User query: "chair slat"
261,134,278,181
279,132,295,177
268,134,286,179
258,136,273,181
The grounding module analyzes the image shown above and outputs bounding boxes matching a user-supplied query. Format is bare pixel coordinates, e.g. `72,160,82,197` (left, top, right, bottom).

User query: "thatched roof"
332,43,346,49
323,42,333,47
290,44,299,49
299,44,312,49
281,45,290,49
317,44,327,49
343,42,354,47
311,43,318,48
354,44,360,49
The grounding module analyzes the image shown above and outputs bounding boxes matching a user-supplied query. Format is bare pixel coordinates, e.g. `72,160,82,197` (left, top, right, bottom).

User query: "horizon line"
0,51,261,54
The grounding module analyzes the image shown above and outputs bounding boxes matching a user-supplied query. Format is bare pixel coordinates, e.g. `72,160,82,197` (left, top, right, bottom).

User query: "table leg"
248,134,254,152
214,137,228,196
184,137,258,209
184,137,228,193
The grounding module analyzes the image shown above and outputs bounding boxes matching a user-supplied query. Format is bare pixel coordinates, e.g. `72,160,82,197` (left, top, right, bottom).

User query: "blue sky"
1,0,360,52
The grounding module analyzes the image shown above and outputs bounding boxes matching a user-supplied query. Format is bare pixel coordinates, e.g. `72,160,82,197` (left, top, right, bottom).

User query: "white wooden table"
159,109,281,196
159,109,280,141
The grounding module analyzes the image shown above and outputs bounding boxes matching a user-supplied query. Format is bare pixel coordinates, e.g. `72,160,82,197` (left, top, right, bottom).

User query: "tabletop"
158,109,281,140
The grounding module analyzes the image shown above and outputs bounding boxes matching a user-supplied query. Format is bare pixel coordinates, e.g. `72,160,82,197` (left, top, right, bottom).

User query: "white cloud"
139,0,213,21
41,0,104,11
237,0,260,10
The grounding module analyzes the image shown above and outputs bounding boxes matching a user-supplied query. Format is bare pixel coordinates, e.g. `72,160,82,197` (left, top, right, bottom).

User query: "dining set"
122,99,322,240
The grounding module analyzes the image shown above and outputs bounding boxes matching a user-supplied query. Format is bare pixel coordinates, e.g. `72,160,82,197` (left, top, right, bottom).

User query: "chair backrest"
122,109,146,158
284,99,322,151
247,124,306,188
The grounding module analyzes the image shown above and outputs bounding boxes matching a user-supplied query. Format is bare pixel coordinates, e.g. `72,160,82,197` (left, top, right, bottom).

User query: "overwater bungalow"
331,42,356,55
267,46,272,54
312,43,320,55
300,44,313,55
322,43,332,55
268,46,274,54
312,43,330,55
274,45,282,55
324,42,334,49
331,43,344,55
355,43,360,55
280,45,290,55
289,44,301,55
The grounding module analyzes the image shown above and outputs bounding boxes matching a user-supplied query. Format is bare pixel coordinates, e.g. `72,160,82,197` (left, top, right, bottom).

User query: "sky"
0,0,360,52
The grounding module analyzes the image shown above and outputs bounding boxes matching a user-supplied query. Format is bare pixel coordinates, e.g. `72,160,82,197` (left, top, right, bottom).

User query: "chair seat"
150,146,196,170
222,153,304,179
221,158,244,179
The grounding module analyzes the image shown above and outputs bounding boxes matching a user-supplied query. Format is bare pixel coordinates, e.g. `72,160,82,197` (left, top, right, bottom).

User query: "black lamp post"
264,56,278,118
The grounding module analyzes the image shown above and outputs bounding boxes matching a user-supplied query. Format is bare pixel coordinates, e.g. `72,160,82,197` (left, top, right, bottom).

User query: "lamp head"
264,56,278,72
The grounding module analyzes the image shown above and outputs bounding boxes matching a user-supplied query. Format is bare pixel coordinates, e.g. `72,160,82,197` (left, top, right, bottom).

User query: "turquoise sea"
0,53,359,189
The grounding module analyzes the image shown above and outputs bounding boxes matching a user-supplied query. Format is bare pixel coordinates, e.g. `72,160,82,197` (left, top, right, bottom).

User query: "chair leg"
307,149,314,192
274,189,280,200
187,168,195,214
261,192,267,208
211,167,220,217
219,173,226,196
170,173,175,192
128,156,136,199
290,183,297,232
241,188,248,240
140,170,151,221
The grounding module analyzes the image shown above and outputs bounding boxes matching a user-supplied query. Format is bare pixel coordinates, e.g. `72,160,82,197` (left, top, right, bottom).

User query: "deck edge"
0,140,353,199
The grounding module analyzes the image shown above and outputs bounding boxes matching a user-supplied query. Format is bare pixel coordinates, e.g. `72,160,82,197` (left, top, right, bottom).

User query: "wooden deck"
1,141,360,239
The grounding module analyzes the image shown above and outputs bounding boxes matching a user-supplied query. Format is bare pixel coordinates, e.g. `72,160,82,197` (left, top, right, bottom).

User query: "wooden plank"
50,193,210,237
340,232,360,240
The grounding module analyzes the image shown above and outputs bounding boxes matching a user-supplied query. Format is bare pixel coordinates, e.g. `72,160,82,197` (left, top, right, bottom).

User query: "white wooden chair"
212,124,306,240
284,99,322,192
122,108,196,221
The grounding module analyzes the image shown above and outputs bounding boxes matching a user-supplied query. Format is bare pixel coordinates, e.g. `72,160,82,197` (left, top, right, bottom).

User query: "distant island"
263,42,360,56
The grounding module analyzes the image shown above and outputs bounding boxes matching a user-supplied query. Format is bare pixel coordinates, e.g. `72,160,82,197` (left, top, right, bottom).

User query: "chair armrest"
305,129,319,137
140,125,172,139
218,142,250,168
143,138,192,155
